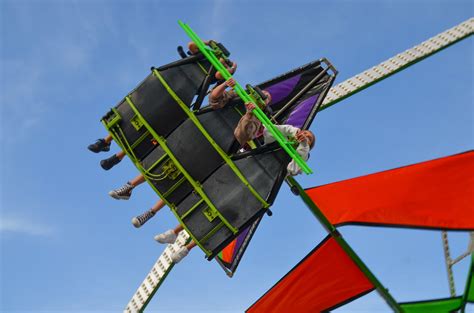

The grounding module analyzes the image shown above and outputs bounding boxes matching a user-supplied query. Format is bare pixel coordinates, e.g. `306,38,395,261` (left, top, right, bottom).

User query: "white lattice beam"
321,18,473,109
124,230,190,313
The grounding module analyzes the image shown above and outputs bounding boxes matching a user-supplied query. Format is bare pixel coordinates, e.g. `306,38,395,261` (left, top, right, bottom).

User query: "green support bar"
178,20,312,175
286,176,404,313
400,297,463,313
461,253,474,313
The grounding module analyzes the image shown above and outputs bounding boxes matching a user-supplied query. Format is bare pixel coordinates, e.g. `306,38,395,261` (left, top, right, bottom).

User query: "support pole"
460,253,474,313
286,176,403,313
442,231,457,297
124,231,191,313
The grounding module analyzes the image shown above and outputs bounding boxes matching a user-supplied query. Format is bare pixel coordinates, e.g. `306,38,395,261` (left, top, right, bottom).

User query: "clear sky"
1,0,472,312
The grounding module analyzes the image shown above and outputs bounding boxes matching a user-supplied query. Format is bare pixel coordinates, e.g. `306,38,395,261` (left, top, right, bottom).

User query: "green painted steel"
104,108,122,128
401,297,462,313
180,199,205,220
103,111,178,209
130,130,151,149
286,176,403,313
152,69,269,208
103,120,139,166
200,222,225,244
162,176,186,198
461,253,474,312
178,20,313,174
467,254,474,301
146,153,170,173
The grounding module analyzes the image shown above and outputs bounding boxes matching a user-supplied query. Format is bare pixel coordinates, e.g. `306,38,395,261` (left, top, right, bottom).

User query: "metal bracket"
162,159,180,180
131,115,144,131
203,206,219,222
103,107,122,129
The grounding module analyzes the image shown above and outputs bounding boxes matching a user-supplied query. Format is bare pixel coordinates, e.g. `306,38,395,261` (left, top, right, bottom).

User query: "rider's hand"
225,78,236,88
245,102,256,111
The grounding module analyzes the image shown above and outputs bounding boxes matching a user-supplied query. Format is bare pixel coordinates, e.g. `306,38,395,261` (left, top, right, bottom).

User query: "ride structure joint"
103,107,122,128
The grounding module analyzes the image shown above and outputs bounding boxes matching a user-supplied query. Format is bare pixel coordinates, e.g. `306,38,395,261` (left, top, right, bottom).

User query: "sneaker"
132,209,156,228
100,154,121,170
108,182,133,200
88,139,110,153
171,246,189,263
154,229,177,244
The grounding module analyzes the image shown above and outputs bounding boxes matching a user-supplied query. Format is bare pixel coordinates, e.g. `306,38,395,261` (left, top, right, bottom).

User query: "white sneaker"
154,229,177,244
171,246,189,263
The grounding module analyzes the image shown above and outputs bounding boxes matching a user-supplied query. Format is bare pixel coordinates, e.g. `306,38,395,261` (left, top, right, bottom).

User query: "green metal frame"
178,20,313,175
180,199,205,220
102,100,236,256
102,115,138,167
162,176,186,198
130,130,151,150
461,253,474,312
400,297,463,313
146,153,170,174
286,176,403,312
102,62,276,256
103,113,174,199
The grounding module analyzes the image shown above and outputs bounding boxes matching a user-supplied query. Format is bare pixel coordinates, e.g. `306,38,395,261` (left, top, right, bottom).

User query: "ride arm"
210,79,232,102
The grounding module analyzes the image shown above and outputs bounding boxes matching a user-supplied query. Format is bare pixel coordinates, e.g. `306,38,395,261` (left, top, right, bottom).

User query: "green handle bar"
178,20,312,174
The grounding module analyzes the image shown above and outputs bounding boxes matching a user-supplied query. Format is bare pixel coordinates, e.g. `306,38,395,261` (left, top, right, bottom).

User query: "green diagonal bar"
461,253,474,312
401,297,462,313
286,176,403,312
178,20,312,174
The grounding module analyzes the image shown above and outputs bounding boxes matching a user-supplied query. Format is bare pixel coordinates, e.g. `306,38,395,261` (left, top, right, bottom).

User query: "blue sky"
1,0,472,312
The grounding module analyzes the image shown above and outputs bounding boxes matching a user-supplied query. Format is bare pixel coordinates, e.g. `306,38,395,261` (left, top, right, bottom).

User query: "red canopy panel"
246,236,374,313
306,151,474,230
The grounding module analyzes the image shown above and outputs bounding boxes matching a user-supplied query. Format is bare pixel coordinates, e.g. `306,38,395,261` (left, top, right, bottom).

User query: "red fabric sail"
247,236,374,313
306,151,474,230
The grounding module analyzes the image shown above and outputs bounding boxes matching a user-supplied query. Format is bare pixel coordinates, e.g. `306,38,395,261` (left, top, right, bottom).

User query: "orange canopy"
247,236,374,313
306,151,474,230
